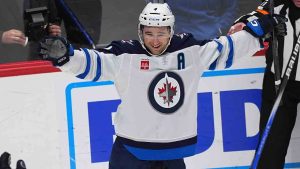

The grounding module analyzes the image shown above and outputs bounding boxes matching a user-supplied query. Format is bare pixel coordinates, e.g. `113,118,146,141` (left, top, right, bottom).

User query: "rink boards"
0,56,299,169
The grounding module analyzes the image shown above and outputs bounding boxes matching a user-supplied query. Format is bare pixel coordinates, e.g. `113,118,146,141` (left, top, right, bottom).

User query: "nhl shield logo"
148,71,184,114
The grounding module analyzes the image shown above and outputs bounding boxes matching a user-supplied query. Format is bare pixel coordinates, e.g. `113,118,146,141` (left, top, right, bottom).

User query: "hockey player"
38,2,287,169
0,152,26,169
228,0,300,168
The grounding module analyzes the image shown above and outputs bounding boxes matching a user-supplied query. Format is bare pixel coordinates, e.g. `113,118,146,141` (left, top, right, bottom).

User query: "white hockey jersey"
60,31,261,160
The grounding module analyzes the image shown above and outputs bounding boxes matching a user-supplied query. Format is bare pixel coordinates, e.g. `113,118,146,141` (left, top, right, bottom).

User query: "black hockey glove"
273,16,287,36
233,1,269,25
0,152,26,169
232,0,285,29
0,152,11,169
39,36,74,66
243,14,287,38
15,160,26,169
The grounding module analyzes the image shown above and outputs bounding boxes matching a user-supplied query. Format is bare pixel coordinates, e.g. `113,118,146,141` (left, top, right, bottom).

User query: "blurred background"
101,0,260,44
0,0,260,64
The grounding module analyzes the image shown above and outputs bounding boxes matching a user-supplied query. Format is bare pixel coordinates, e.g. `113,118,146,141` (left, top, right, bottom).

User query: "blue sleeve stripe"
209,59,217,70
92,52,101,81
208,40,223,70
76,48,91,79
214,40,223,53
225,36,234,68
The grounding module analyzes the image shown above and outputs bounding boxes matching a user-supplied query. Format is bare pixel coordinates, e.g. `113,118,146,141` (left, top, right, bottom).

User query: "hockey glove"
232,0,285,29
0,152,11,169
39,36,74,66
0,152,26,169
243,14,287,38
232,1,270,25
16,160,26,169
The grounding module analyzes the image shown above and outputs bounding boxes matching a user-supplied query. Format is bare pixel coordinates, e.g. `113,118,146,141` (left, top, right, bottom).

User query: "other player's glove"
15,160,26,169
0,152,11,169
243,14,287,38
233,0,284,25
39,36,74,66
232,0,287,38
0,152,26,169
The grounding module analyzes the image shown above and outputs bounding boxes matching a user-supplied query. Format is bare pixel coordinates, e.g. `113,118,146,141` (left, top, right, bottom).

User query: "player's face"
292,0,300,7
142,26,171,55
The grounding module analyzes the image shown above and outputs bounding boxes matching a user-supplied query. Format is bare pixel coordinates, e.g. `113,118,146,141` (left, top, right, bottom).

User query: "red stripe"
254,42,269,56
0,60,61,77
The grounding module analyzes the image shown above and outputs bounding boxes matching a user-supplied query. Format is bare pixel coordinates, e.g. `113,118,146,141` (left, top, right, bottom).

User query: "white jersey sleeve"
59,48,123,82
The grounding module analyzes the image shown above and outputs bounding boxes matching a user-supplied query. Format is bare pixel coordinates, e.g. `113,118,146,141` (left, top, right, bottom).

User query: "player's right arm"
39,36,123,82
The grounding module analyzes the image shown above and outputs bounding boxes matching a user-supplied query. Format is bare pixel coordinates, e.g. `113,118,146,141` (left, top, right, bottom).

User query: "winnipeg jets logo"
158,74,177,106
148,72,184,114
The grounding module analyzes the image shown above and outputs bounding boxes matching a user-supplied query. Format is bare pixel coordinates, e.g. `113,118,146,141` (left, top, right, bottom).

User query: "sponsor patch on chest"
140,59,150,70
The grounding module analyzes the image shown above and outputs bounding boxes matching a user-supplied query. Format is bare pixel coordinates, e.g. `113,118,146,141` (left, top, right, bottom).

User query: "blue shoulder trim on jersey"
92,51,101,81
124,144,196,160
225,36,234,68
76,48,91,79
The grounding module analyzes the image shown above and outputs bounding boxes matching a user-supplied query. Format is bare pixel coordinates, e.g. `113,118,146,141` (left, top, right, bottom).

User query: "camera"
24,7,49,41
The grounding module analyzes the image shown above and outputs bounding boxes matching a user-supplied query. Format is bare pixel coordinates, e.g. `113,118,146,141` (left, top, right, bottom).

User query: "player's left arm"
202,14,287,70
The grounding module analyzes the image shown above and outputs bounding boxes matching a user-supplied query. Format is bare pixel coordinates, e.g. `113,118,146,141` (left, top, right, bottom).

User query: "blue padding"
246,20,264,37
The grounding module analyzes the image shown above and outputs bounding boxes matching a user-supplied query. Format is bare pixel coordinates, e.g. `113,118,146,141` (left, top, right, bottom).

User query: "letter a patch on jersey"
148,71,185,114
140,59,150,70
